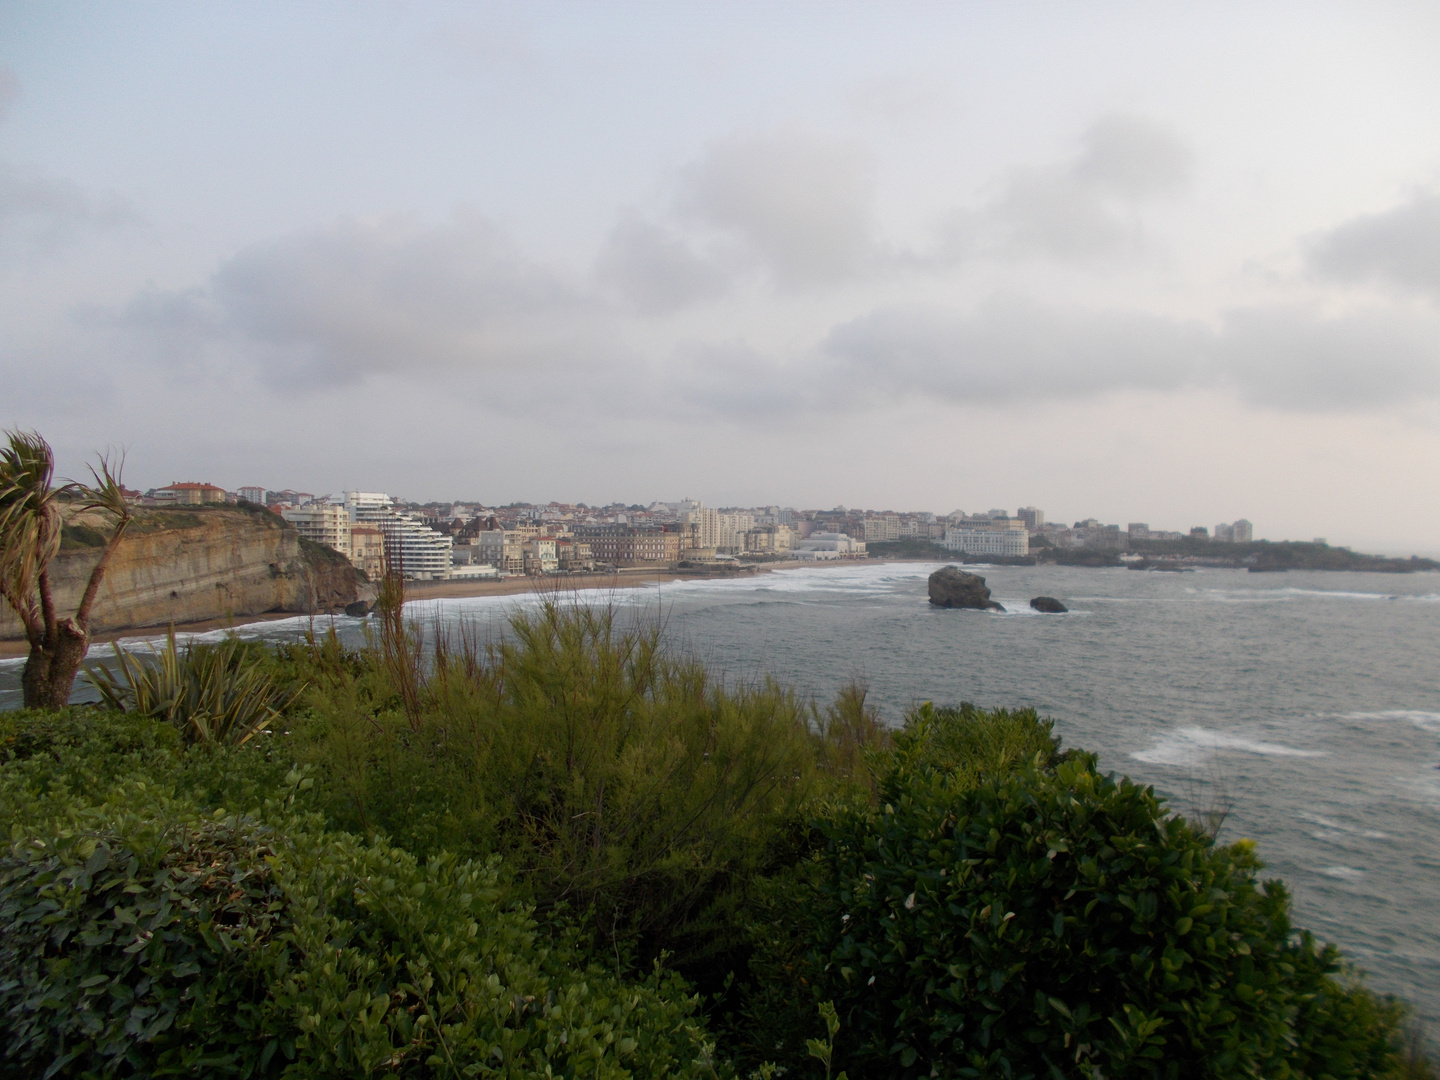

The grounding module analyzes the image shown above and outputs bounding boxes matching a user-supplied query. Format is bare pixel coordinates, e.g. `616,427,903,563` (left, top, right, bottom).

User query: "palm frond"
86,630,307,746
0,431,68,626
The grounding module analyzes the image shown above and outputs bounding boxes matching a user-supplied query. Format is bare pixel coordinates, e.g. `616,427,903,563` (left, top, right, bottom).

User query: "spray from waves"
1131,725,1329,767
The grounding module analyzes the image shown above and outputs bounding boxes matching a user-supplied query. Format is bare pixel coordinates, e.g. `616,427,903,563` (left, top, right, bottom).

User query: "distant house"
152,482,227,505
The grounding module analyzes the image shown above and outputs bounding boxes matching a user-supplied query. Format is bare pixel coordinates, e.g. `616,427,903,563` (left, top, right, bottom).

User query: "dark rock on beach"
345,600,372,617
1030,596,1068,613
928,566,1004,611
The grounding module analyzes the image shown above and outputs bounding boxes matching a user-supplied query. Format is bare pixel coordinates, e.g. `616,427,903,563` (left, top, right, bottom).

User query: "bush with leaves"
734,703,1422,1080
294,602,872,980
0,774,728,1078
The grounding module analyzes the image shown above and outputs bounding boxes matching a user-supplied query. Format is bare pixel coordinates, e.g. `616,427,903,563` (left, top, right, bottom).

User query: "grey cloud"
820,299,1206,404
943,114,1194,261
148,213,612,387
1072,114,1194,200
804,297,1438,413
208,214,601,385
680,131,876,287
1310,192,1440,298
0,161,135,255
0,67,19,123
594,210,732,314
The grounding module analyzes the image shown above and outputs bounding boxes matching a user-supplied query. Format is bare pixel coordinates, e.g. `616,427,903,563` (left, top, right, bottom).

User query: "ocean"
3,561,1438,1030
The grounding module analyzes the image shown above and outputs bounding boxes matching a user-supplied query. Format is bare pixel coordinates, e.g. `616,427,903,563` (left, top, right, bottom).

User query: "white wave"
1322,866,1365,880
1131,725,1328,767
1341,710,1440,734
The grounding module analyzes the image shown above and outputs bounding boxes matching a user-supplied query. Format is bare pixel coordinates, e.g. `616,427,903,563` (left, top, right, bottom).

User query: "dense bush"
294,603,867,974
0,817,286,1076
733,703,1424,1080
0,785,724,1078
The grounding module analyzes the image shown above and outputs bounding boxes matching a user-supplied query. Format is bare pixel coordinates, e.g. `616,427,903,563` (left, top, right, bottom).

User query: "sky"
2,2,1440,552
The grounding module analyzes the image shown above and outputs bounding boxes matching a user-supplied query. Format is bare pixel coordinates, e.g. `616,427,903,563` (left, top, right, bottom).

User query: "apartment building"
744,524,794,554
343,491,452,580
714,511,755,554
152,482,227,505
574,525,682,566
280,503,353,557
943,515,1030,557
350,526,386,580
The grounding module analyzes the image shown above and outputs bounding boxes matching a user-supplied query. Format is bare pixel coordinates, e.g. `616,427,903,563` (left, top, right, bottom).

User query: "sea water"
3,562,1438,1031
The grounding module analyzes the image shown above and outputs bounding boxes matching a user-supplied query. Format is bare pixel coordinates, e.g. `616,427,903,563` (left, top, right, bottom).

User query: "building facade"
942,525,1030,557
154,482,227,504
792,532,867,560
574,526,682,566
281,503,353,557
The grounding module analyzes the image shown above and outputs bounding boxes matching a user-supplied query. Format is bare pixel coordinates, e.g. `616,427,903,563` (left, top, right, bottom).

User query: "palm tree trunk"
20,618,89,709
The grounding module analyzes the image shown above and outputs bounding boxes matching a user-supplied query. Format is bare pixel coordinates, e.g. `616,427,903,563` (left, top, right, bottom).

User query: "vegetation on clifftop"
0,605,1432,1078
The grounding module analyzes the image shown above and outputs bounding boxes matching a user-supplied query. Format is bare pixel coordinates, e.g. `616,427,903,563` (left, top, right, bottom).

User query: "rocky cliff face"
0,505,362,640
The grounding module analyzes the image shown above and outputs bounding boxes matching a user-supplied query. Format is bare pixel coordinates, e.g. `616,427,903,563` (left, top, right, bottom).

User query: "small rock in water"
1030,596,1068,613
928,566,1004,611
345,600,372,617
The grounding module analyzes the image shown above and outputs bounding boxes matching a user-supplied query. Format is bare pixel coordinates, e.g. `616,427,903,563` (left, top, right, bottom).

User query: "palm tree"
0,430,133,709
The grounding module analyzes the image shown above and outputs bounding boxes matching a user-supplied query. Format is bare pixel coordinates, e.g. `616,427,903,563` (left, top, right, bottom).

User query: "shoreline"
0,561,831,659
1,556,1432,660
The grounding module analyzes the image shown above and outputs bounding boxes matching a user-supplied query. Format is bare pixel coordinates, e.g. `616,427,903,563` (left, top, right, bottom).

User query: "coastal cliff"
0,504,362,641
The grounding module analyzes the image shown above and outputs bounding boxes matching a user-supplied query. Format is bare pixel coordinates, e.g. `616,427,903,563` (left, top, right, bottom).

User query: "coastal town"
134,481,1257,581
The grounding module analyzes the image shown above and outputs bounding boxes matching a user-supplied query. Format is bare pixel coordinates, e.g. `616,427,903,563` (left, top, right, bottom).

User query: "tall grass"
295,597,886,975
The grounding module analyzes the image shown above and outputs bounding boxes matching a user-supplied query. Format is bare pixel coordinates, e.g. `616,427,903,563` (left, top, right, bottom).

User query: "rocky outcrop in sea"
928,566,1004,611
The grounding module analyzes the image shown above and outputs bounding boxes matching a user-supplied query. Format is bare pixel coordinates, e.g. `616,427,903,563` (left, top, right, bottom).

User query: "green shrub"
0,788,726,1078
295,602,853,977
0,817,286,1077
734,703,1420,1080
0,708,293,845
0,706,181,767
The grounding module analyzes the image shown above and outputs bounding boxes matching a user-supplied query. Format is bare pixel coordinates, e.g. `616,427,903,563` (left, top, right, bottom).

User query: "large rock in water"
1030,596,1068,613
928,566,1004,611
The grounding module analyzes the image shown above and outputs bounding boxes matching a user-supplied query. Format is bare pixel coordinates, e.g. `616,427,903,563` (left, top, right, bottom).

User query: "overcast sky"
3,2,1440,550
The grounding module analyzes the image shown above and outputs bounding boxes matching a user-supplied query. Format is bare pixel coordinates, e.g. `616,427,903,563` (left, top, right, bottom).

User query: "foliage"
733,702,1424,1080
0,817,286,1077
0,428,134,709
0,766,727,1079
295,602,856,979
1,630,1434,1079
86,631,307,747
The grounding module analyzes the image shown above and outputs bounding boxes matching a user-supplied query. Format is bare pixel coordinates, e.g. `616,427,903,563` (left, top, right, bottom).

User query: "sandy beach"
0,561,830,659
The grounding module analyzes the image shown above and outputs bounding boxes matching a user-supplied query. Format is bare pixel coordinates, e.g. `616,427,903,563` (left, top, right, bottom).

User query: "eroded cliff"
0,504,363,640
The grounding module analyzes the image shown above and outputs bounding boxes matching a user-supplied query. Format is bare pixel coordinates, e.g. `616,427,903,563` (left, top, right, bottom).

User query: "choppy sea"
4,561,1438,1031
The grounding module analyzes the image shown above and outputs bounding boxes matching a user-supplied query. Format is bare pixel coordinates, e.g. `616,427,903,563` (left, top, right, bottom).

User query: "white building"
343,491,453,580
680,504,720,550
281,503,353,557
237,486,266,505
942,526,1030,558
715,511,756,554
792,532,867,560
